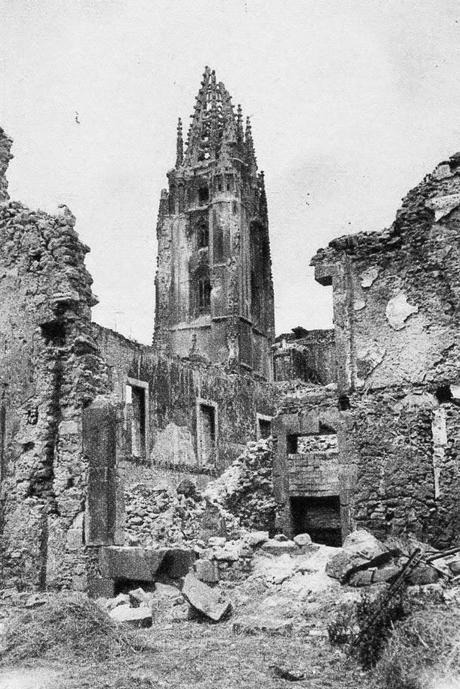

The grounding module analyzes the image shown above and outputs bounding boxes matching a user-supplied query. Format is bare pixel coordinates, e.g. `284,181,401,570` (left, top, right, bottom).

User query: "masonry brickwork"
1,73,460,592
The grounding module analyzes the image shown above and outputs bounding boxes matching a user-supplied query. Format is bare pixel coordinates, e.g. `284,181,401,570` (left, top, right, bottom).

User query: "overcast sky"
1,0,460,343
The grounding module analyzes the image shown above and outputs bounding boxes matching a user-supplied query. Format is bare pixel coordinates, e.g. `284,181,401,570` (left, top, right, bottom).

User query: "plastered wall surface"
311,154,460,546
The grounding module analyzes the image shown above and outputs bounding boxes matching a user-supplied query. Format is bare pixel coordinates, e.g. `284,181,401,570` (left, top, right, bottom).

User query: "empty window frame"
126,378,149,458
197,399,218,466
198,185,209,205
256,413,272,440
197,222,209,249
287,424,337,455
197,274,211,312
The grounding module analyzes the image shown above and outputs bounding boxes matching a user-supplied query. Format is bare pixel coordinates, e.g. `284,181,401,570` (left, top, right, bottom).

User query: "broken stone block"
194,559,219,584
109,604,152,628
154,582,181,599
105,593,130,611
326,551,369,582
181,572,232,622
212,543,241,561
208,536,226,547
100,546,166,582
129,587,152,608
232,616,293,636
293,533,312,547
261,539,297,556
348,569,376,587
407,564,439,585
342,529,385,560
372,565,401,584
24,593,47,608
448,560,460,576
245,531,269,547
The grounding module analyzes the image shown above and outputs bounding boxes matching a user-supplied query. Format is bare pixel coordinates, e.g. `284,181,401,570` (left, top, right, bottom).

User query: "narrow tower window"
198,275,211,311
198,185,209,205
198,222,209,248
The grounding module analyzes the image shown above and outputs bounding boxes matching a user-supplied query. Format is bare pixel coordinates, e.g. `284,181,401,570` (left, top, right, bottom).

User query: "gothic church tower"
153,67,275,380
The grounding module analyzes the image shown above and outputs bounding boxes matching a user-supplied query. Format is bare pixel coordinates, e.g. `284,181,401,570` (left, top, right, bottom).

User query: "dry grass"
1,593,140,664
373,605,460,689
1,615,369,688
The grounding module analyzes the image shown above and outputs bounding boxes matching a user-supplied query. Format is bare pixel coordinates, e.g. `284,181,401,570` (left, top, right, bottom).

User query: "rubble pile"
326,530,442,587
204,438,276,533
124,439,276,550
124,478,241,548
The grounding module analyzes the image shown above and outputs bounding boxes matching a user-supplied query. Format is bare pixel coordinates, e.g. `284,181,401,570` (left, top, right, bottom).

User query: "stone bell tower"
153,67,275,380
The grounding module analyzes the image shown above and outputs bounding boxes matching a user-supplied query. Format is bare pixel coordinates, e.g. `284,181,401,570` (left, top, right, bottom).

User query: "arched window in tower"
192,267,211,315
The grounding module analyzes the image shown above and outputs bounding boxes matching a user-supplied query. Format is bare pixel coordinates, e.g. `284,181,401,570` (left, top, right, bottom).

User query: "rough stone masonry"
0,68,459,594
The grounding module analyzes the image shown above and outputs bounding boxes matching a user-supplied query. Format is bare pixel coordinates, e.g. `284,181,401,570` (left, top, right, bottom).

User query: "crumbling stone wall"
0,128,109,590
0,128,13,203
94,325,275,471
312,154,460,547
92,324,276,548
273,328,336,384
207,439,276,534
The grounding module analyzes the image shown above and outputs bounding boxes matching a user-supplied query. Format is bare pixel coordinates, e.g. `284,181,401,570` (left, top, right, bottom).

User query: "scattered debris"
182,572,232,622
109,605,152,628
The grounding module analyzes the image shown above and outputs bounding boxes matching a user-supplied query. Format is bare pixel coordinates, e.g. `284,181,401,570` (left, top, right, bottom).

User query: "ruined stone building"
274,154,460,549
0,70,275,593
0,68,459,593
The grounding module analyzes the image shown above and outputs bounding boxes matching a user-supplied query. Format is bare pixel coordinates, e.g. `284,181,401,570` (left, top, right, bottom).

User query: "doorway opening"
290,495,342,546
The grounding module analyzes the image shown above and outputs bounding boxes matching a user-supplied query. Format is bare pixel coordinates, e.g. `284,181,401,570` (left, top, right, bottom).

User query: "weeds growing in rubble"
328,586,409,669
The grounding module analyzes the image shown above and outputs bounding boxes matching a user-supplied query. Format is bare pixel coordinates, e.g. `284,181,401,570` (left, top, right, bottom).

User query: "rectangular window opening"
198,185,209,205
126,379,148,459
287,432,337,455
257,414,272,440
198,402,217,466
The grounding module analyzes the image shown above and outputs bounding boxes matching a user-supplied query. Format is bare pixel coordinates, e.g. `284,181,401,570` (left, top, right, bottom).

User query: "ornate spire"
184,67,239,166
236,104,244,147
175,117,183,167
245,116,257,171
258,170,267,218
